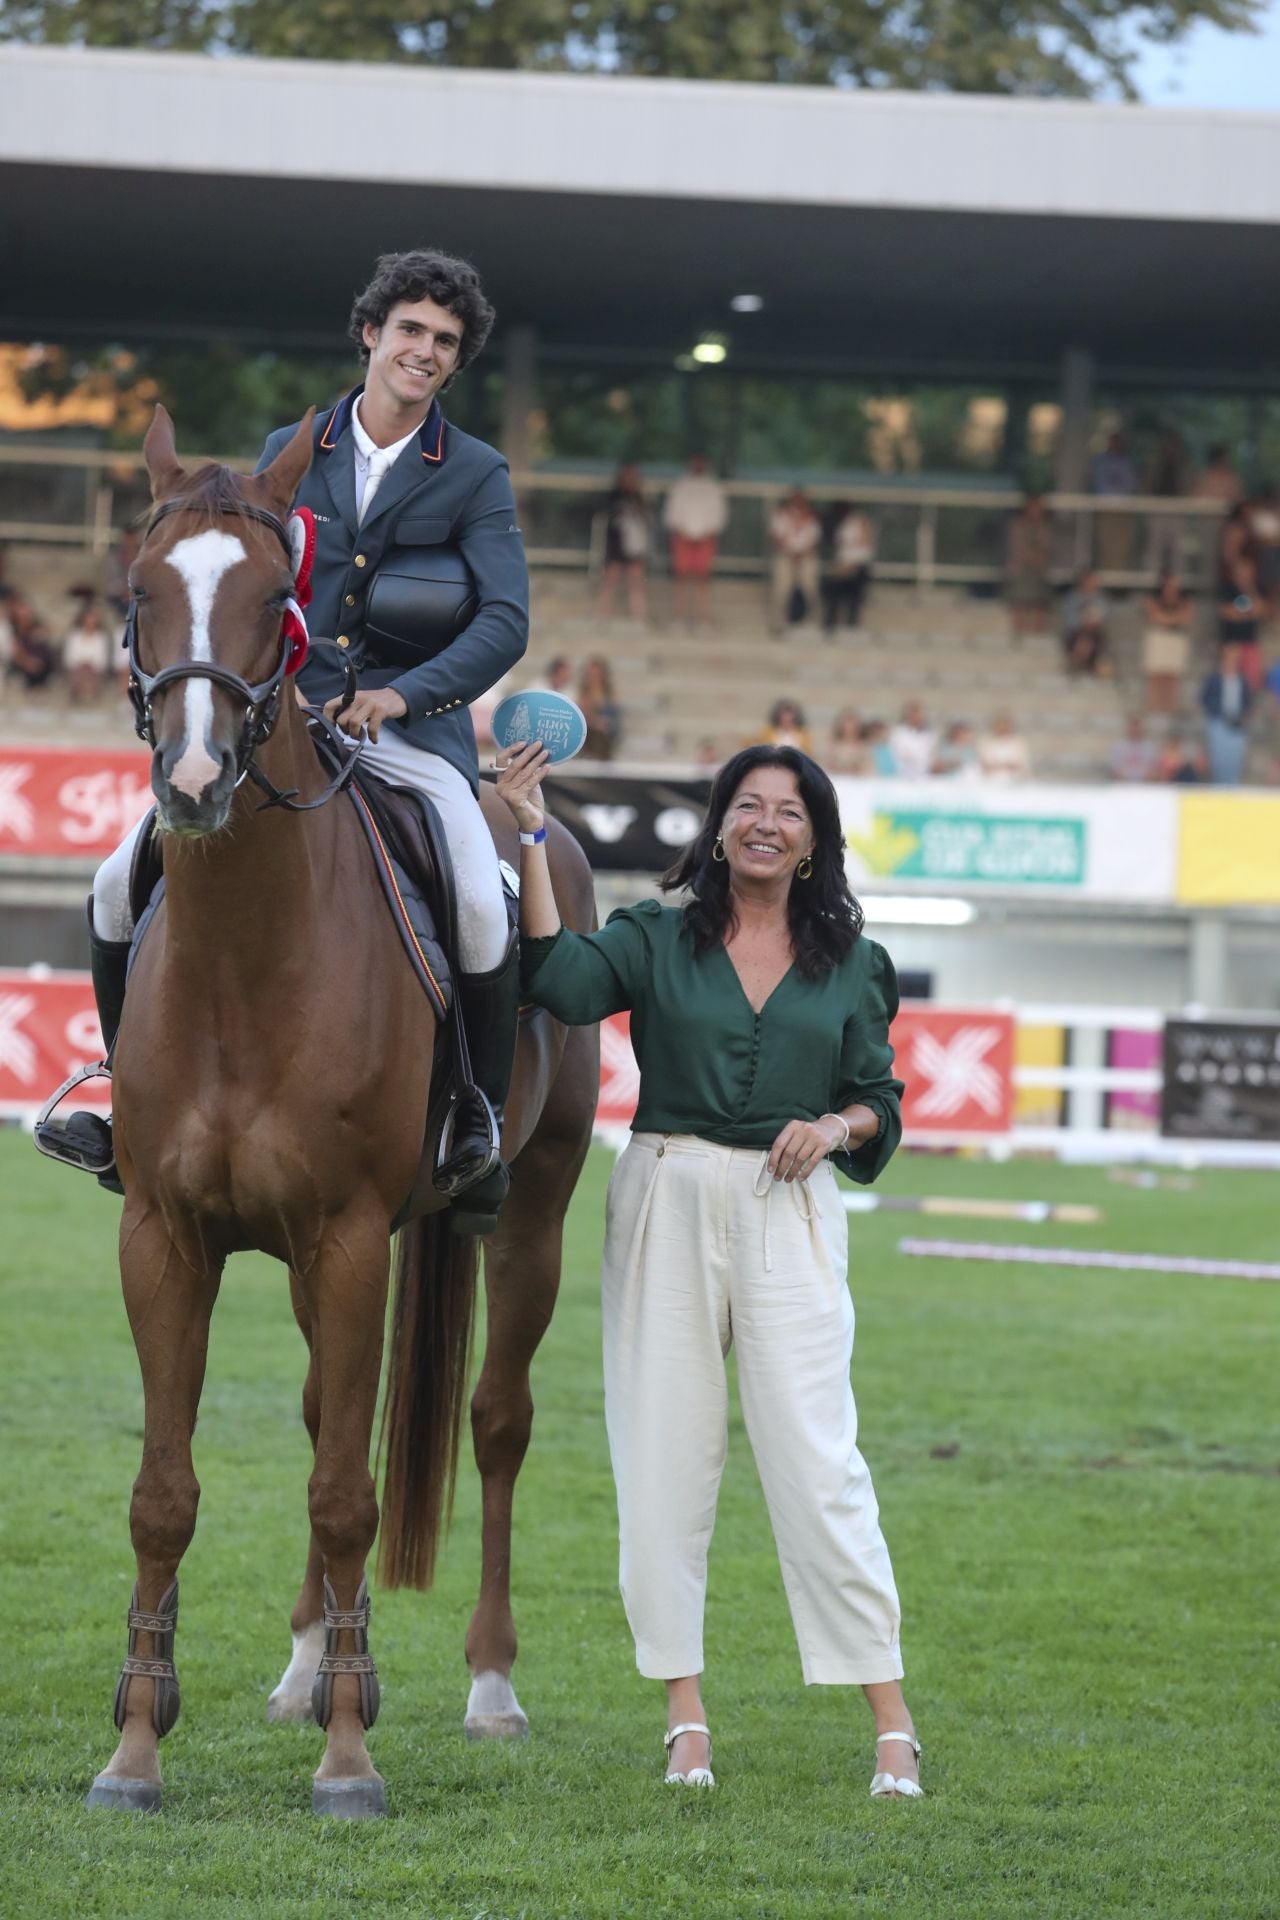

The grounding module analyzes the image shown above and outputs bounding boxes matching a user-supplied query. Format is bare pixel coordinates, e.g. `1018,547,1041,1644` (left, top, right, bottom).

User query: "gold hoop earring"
712,838,726,862
797,854,813,880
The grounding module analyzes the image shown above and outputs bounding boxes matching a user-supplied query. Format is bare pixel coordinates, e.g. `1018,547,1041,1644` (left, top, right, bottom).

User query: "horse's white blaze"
163,529,247,800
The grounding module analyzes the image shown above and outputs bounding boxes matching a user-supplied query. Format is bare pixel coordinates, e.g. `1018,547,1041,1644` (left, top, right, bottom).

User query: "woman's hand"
768,1114,848,1183
495,741,550,834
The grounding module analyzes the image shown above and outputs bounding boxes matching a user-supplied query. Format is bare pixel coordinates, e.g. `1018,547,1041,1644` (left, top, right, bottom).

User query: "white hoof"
464,1670,529,1741
267,1622,325,1724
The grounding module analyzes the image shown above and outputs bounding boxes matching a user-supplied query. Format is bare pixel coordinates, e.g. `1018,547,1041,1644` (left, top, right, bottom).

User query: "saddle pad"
345,785,452,1022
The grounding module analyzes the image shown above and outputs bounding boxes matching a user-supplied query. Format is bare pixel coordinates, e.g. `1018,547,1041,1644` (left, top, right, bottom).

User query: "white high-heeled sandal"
870,1730,923,1799
664,1721,715,1788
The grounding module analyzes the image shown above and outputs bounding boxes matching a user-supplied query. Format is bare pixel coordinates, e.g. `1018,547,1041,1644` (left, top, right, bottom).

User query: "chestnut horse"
87,408,597,1817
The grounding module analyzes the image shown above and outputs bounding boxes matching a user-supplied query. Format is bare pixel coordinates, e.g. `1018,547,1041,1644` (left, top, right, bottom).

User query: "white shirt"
351,395,425,523
663,473,728,541
979,733,1031,781
889,722,936,781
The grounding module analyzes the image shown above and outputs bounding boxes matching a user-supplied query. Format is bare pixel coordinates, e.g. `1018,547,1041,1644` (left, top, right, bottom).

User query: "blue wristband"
518,827,548,846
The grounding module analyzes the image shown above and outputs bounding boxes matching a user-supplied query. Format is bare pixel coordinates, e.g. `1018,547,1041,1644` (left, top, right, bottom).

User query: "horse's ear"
259,410,316,511
143,404,186,501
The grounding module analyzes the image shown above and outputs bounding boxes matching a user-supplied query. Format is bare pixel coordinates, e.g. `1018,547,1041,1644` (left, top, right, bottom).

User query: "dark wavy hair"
663,745,864,979
349,249,496,378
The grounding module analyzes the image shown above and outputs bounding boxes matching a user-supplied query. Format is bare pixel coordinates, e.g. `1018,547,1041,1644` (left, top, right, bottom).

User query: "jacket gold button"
344,594,355,607
354,554,367,568
336,635,350,648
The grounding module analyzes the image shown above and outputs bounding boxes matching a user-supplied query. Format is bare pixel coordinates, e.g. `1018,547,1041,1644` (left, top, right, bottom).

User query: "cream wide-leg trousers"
602,1132,904,1686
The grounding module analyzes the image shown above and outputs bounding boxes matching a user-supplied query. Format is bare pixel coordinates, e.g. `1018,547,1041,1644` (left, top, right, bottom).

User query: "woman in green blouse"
496,741,922,1800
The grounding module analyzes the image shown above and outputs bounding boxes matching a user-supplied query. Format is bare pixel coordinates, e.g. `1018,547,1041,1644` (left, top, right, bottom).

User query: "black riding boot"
440,934,521,1238
33,903,129,1193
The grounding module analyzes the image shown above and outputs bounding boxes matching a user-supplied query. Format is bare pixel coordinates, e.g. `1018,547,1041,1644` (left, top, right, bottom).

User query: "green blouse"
521,901,903,1184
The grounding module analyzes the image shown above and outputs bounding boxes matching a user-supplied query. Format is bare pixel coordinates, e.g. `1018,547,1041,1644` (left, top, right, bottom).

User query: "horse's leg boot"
445,934,520,1238
34,902,128,1193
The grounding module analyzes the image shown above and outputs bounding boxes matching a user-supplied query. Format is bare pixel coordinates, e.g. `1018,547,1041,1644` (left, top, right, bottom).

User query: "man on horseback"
39,248,528,1235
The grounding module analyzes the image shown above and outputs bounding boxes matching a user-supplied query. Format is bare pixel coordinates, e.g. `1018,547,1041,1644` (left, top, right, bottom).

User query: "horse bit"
124,495,363,813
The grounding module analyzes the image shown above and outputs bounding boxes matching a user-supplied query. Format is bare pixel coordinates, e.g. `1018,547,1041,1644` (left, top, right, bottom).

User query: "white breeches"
602,1133,904,1687
92,735,510,973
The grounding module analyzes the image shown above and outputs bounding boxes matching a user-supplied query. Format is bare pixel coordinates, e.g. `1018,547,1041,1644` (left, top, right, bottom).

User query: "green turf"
0,1132,1276,1919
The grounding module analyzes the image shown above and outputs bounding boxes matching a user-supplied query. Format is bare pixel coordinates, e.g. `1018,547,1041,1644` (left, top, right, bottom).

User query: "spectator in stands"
5,597,56,692
1218,560,1265,691
1005,494,1054,638
1141,570,1195,715
821,503,875,632
888,701,935,781
1146,427,1193,574
1248,484,1280,601
0,543,17,603
859,720,897,777
768,488,822,632
1201,641,1253,786
931,721,980,779
978,710,1031,782
1155,732,1207,784
1061,569,1110,676
663,454,727,630
1216,502,1257,595
693,738,721,770
750,699,813,755
62,597,114,705
596,464,650,623
1198,442,1245,507
826,708,867,775
527,655,573,695
1089,430,1138,575
1109,714,1160,783
579,656,622,761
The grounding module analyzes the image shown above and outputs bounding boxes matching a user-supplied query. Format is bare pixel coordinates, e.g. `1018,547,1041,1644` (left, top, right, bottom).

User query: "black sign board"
483,771,713,874
1160,1019,1280,1141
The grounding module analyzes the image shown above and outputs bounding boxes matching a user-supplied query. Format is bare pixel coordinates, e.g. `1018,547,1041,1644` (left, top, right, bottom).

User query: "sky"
1130,0,1280,108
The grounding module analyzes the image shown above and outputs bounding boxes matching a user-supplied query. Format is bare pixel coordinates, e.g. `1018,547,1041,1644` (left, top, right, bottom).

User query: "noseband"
125,494,360,813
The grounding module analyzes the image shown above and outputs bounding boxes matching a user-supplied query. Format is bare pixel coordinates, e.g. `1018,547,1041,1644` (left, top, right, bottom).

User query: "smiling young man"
259,248,530,1233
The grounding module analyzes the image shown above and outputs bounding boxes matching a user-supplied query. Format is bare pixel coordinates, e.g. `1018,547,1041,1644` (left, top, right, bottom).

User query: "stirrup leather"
311,1576,380,1731
113,1578,181,1738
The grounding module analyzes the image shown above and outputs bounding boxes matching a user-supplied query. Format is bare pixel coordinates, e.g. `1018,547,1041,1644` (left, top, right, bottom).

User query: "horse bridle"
124,495,363,812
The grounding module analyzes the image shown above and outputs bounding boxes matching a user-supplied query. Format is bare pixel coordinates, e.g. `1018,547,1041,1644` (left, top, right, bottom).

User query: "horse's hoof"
85,1772,162,1813
465,1711,530,1741
465,1670,530,1741
266,1692,316,1725
311,1775,387,1819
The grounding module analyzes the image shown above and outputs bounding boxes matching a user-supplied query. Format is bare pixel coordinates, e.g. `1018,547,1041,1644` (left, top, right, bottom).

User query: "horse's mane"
143,463,257,534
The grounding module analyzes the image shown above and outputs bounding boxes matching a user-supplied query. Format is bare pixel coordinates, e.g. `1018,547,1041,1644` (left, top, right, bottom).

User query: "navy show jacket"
257,387,529,791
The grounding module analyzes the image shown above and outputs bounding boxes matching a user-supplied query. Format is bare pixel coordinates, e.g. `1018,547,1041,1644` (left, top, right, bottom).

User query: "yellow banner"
1177,794,1280,906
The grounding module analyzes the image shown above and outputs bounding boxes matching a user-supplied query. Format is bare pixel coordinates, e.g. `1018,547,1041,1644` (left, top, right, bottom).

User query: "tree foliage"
0,0,1263,99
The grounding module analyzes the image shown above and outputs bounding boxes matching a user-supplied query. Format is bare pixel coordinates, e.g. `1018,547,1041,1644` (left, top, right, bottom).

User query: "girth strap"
311,1576,380,1731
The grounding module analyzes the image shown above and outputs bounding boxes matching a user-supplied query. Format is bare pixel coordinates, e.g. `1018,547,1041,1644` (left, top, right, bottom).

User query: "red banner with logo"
894,1005,1015,1136
0,745,151,860
0,971,108,1116
2,979,1013,1140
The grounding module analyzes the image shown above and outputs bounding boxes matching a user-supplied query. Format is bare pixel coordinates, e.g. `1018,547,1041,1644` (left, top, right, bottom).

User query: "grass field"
0,1130,1276,1920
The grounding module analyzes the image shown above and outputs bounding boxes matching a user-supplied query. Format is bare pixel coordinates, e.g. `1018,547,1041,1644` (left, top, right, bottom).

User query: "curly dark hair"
348,249,496,378
663,745,864,980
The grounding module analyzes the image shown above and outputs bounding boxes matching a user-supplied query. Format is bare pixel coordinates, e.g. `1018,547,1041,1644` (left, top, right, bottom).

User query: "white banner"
835,779,1179,904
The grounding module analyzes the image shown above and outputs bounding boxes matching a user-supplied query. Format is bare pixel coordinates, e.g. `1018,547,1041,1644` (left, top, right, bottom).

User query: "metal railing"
0,443,1231,592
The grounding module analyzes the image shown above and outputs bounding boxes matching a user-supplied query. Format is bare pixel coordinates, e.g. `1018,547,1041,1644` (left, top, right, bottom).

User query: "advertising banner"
538,771,711,873
0,970,107,1118
1176,793,1280,907
1160,1018,1280,1142
0,745,151,861
835,779,1177,904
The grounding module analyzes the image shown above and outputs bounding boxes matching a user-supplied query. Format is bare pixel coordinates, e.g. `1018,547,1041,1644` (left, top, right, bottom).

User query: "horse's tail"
377,1212,478,1591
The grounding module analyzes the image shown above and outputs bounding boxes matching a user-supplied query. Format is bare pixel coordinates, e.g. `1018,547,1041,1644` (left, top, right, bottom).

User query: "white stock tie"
358,447,394,524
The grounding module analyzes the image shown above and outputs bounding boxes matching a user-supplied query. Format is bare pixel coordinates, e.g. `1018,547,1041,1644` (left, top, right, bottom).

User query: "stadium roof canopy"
3,44,1280,382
